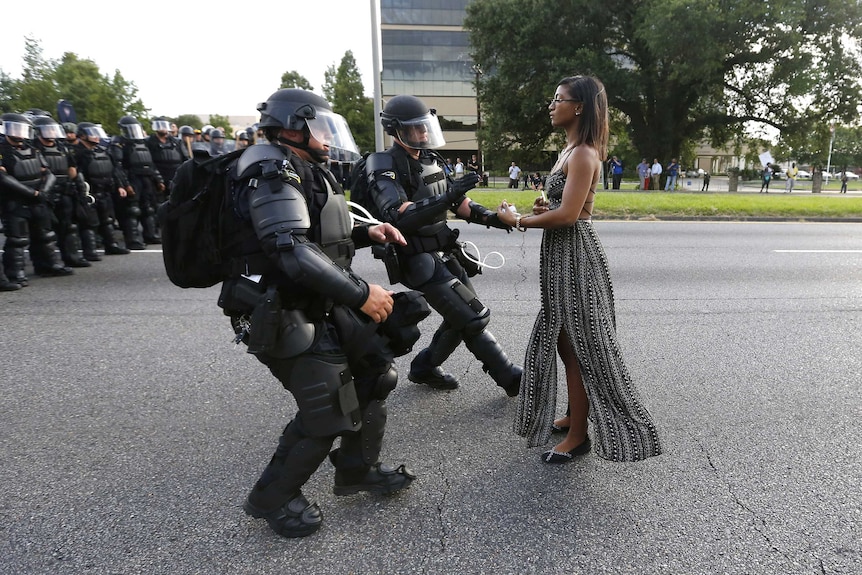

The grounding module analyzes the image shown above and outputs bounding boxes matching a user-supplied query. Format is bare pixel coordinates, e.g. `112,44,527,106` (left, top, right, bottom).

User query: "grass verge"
460,190,862,220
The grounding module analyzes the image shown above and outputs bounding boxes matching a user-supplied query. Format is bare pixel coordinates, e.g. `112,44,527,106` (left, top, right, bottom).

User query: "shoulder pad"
236,143,288,179
366,151,396,174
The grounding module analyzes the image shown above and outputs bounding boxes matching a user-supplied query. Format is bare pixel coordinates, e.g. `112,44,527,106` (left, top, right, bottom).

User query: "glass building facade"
380,0,478,155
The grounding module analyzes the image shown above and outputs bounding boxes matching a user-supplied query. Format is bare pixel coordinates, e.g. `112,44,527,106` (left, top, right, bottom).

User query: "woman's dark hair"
557,75,608,159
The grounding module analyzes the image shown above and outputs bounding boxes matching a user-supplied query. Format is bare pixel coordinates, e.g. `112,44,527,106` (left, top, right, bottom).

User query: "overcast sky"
0,0,377,119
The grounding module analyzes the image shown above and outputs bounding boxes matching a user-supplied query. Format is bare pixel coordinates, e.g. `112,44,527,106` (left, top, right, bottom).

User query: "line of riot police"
1,112,190,290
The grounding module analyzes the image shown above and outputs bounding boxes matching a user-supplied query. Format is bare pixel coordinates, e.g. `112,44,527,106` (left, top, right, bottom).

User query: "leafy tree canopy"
465,0,862,166
280,70,314,91
322,50,374,153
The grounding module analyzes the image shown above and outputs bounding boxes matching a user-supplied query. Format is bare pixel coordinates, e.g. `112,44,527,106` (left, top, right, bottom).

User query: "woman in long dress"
497,75,661,464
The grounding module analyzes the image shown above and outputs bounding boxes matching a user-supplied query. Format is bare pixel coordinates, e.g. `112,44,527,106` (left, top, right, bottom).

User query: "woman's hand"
532,196,549,215
496,201,518,227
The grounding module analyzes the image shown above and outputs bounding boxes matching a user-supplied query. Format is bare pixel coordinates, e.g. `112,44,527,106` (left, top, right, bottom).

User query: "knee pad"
5,217,30,241
422,277,490,333
279,354,362,438
6,234,30,248
371,366,397,400
128,204,142,218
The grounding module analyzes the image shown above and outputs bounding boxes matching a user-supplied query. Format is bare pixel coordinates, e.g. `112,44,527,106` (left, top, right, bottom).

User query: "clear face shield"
37,123,66,140
305,110,360,162
81,125,109,143
395,111,446,149
152,120,171,133
4,121,35,141
122,123,145,140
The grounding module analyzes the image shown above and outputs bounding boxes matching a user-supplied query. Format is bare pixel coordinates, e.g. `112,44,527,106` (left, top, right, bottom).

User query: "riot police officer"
0,113,73,284
109,115,164,247
32,115,91,268
146,117,184,190
177,125,196,161
208,128,227,156
217,89,417,538
74,122,130,257
364,95,522,395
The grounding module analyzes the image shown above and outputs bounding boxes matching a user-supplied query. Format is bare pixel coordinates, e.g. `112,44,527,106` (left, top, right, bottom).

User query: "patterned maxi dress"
513,170,662,461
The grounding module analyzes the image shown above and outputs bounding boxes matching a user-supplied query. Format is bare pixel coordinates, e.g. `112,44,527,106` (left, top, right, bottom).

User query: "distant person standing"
840,172,848,193
636,158,649,190
701,171,710,191
650,158,662,190
610,155,623,189
785,162,798,193
508,161,521,189
758,162,772,194
466,154,480,174
454,157,465,179
664,158,679,190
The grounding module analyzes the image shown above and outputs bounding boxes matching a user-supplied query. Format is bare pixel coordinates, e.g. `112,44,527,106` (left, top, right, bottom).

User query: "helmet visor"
4,121,35,140
123,124,145,140
394,111,445,149
81,125,109,140
37,123,65,140
306,110,360,162
152,120,171,132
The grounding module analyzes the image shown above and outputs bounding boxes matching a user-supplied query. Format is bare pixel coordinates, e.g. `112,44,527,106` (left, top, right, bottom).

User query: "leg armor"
80,228,102,261
2,215,30,283
337,365,397,470
247,416,334,511
264,351,362,438
463,329,523,396
420,275,490,334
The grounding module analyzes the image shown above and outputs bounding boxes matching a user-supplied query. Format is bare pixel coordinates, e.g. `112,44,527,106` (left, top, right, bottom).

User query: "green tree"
465,0,862,164
280,70,314,91
207,114,232,135
175,114,203,130
322,50,374,153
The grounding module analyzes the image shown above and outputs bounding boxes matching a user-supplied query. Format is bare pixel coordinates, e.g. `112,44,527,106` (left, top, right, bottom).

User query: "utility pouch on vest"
218,276,266,314
383,242,403,285
247,286,281,354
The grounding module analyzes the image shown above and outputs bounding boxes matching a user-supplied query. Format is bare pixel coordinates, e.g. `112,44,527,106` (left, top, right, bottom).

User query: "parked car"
685,168,705,178
796,169,812,179
825,171,860,180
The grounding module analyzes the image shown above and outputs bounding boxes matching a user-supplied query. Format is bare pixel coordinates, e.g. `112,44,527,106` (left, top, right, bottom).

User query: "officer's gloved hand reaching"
446,172,481,204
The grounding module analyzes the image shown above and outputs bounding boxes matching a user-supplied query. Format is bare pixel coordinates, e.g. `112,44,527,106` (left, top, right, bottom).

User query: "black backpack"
347,152,374,216
157,149,245,288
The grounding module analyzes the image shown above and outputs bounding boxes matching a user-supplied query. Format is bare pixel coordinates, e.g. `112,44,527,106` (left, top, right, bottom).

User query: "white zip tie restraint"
347,200,506,271
457,240,506,270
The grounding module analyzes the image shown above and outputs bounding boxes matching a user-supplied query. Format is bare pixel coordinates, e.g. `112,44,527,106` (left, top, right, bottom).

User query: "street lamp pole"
825,121,835,186
471,64,483,174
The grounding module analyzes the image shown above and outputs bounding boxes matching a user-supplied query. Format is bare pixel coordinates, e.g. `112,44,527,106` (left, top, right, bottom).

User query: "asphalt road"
1,221,860,575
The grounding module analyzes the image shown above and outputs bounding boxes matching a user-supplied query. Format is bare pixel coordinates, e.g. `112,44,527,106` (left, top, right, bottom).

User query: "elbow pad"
0,171,39,201
41,171,57,195
278,243,368,308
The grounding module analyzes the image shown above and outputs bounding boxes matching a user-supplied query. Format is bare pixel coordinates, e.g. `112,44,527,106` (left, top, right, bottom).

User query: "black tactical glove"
484,212,512,233
446,172,481,203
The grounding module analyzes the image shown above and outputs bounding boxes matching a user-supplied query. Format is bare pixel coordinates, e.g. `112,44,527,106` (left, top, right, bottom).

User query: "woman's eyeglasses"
548,97,580,107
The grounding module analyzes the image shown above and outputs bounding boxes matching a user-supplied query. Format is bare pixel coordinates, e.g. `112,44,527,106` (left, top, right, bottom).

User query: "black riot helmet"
63,122,78,136
32,115,65,141
256,88,360,162
2,112,35,142
152,116,171,134
118,115,145,140
178,125,195,137
77,122,109,144
380,95,446,149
